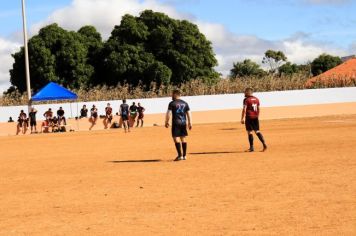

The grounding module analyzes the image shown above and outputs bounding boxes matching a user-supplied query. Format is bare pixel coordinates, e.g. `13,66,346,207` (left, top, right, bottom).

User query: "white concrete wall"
1,87,355,122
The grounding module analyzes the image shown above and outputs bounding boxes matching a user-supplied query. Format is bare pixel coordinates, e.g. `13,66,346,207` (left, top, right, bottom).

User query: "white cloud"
0,37,20,93
32,0,187,38
350,42,356,53
304,0,352,4
197,21,348,75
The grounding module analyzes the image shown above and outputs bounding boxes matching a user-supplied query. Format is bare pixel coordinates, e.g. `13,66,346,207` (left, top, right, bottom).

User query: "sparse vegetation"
2,74,355,106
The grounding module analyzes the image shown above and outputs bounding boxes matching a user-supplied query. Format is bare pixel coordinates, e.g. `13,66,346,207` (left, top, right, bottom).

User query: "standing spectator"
29,107,38,134
129,102,138,127
136,103,145,128
80,105,88,118
57,107,67,126
89,105,98,130
16,110,28,135
104,103,113,129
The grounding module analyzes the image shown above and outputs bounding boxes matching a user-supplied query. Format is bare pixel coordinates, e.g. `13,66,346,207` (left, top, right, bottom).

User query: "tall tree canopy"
10,10,218,93
10,24,98,92
99,10,218,87
311,54,342,76
262,50,287,73
230,59,265,78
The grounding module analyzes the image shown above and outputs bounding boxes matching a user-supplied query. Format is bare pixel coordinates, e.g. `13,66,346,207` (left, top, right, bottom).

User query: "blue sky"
162,0,356,48
0,0,355,92
1,0,355,47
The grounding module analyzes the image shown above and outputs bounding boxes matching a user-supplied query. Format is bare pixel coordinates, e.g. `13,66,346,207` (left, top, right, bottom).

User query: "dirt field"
1,115,356,235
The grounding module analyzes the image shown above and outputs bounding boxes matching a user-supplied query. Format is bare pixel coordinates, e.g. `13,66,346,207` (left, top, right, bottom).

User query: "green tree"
99,10,218,87
78,26,104,86
230,59,265,78
10,23,97,92
10,11,219,92
278,62,299,76
311,54,342,76
262,50,287,73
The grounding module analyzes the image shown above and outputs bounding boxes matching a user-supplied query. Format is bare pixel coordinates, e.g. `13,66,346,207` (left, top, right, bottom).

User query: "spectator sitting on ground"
8,117,14,123
57,107,67,126
41,120,50,133
52,116,59,132
80,105,88,118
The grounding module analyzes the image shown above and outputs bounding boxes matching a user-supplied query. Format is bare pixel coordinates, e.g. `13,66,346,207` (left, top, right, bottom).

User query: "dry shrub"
1,74,353,106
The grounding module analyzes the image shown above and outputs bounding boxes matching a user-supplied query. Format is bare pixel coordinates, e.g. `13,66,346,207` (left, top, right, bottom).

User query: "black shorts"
30,121,37,127
245,118,260,131
121,115,129,121
172,124,188,138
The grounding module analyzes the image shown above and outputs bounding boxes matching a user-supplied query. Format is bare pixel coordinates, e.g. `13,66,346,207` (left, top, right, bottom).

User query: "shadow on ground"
220,128,238,131
189,151,243,155
108,159,162,163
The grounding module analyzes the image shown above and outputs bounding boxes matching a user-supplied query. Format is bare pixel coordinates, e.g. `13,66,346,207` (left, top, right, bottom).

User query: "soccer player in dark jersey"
241,88,267,152
29,107,38,134
120,99,130,133
165,90,192,161
136,102,145,128
104,103,113,129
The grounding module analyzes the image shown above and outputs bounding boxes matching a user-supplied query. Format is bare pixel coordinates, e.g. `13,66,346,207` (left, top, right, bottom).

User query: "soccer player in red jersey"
241,88,267,152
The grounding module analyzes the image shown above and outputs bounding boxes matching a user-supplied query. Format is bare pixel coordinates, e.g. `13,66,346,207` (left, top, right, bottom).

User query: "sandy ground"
0,114,355,235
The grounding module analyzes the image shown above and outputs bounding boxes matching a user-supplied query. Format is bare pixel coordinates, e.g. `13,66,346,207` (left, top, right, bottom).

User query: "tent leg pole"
76,102,79,131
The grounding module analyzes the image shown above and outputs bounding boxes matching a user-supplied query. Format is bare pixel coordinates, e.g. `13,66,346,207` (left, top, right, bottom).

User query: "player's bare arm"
187,111,192,130
241,106,246,124
165,110,171,128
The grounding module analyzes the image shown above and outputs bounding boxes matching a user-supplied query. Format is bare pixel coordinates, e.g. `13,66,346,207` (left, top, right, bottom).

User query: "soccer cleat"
262,144,268,152
174,156,183,162
182,156,187,160
245,147,254,152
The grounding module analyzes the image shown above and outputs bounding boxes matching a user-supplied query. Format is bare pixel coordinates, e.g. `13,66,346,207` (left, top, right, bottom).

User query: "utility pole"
21,0,32,111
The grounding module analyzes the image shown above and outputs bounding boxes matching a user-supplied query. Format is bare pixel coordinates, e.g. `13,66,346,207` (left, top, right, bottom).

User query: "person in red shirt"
104,103,113,129
241,88,267,152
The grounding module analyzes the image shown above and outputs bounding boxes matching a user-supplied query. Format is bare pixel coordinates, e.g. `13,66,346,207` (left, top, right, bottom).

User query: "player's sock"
175,142,182,157
248,134,254,149
182,142,187,157
256,132,266,146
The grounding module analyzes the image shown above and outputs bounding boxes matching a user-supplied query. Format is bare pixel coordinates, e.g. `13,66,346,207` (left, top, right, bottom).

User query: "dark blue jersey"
168,99,190,126
120,103,129,116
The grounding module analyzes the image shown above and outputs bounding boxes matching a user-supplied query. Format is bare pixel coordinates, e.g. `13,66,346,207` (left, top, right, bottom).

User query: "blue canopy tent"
32,82,78,101
31,82,79,129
